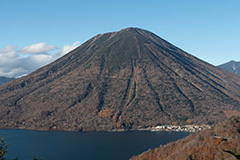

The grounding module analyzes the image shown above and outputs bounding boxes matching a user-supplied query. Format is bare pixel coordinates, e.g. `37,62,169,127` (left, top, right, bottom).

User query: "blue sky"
0,0,240,77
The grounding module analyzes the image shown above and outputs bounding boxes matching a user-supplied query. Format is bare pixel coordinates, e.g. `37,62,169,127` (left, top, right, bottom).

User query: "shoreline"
0,124,211,133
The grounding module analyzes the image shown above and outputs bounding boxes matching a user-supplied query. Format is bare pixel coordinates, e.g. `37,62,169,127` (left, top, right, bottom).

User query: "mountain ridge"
0,28,240,131
218,60,240,75
0,76,15,85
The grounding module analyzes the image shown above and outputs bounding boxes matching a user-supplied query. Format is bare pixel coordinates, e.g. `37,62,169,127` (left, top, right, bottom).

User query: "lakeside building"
151,125,211,132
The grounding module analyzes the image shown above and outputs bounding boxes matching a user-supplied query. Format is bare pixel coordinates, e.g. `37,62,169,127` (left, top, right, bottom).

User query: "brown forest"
0,28,240,131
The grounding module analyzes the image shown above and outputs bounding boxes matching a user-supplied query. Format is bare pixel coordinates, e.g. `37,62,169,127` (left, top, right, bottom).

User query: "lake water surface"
0,129,190,160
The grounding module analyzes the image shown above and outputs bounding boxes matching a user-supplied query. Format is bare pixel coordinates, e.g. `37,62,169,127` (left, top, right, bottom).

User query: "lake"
0,129,190,160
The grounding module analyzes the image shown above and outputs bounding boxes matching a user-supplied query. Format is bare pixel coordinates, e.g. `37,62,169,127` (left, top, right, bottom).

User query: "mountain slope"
218,60,240,75
0,28,240,131
130,116,240,160
0,76,15,85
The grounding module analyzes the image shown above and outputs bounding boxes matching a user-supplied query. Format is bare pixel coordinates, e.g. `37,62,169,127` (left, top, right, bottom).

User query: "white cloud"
61,41,80,55
19,42,57,54
0,68,27,78
0,45,18,53
54,41,81,58
0,45,26,77
0,41,80,78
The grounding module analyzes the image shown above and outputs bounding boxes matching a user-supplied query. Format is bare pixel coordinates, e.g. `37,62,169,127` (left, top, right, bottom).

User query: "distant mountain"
0,28,240,131
0,76,15,85
130,116,240,160
218,60,240,75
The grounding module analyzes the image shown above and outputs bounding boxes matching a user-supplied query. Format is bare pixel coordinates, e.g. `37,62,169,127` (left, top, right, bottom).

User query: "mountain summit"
0,28,240,131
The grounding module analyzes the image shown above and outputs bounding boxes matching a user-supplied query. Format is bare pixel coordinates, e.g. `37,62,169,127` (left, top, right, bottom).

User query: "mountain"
0,28,240,131
218,60,240,75
130,116,240,160
0,76,15,85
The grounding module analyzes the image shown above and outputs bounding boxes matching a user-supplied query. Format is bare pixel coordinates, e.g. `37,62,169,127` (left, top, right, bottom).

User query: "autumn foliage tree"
0,134,8,160
130,116,240,160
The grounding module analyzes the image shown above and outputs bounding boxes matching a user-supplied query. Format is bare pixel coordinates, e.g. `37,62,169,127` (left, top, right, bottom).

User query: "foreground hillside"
130,116,240,160
0,28,240,131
